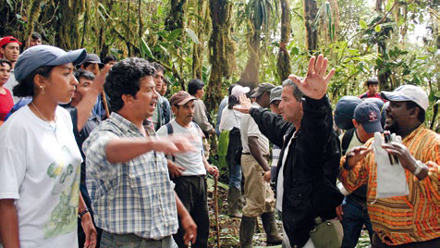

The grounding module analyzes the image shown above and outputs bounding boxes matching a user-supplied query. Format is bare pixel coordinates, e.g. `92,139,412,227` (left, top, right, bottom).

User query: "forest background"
0,0,438,129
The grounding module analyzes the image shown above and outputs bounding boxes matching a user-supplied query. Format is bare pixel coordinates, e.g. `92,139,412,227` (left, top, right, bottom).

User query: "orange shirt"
339,126,439,245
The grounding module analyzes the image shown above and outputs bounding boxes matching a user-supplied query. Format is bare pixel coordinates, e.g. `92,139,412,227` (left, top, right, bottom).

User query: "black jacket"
250,96,343,247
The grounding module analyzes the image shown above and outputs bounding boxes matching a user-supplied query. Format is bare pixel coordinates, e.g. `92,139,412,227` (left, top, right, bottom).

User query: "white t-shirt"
219,107,243,132
156,119,206,176
240,103,269,155
276,132,296,211
0,105,81,247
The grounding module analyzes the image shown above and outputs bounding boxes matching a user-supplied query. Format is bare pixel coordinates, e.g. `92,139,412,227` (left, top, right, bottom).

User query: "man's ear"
121,94,133,105
171,105,178,114
408,106,420,120
352,119,359,128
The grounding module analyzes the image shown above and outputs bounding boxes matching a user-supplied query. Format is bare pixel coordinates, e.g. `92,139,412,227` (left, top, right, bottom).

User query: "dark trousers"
173,176,209,248
372,234,439,248
341,196,374,248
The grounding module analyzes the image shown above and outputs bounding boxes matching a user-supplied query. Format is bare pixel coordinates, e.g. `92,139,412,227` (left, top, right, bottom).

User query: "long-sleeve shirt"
193,99,214,134
339,125,440,245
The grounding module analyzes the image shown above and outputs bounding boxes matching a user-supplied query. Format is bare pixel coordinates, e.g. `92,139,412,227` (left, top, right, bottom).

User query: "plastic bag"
372,132,409,198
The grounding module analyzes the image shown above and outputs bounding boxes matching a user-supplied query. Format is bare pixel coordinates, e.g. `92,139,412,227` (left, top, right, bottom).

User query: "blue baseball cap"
354,101,383,134
14,45,87,82
334,96,362,130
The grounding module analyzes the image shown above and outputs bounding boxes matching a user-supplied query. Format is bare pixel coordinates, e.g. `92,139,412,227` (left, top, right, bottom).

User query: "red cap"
0,36,22,48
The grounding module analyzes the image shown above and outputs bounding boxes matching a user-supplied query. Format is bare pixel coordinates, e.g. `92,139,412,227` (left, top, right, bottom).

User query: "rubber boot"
261,212,283,245
228,187,243,218
240,215,256,248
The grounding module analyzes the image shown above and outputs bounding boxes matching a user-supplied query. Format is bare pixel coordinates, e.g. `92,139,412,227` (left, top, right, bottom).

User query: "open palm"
288,54,335,100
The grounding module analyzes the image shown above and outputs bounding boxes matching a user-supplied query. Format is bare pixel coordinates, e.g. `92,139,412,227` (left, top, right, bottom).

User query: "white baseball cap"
231,85,250,97
381,85,429,111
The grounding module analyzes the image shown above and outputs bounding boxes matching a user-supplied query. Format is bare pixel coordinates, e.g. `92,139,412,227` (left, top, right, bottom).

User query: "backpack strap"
341,128,356,156
165,122,176,161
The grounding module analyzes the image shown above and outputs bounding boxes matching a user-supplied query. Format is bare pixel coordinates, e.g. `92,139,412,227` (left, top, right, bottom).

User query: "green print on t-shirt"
44,146,80,239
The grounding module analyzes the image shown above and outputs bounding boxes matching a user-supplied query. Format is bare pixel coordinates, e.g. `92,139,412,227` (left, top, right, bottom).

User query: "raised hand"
233,94,252,114
288,54,335,100
345,146,372,169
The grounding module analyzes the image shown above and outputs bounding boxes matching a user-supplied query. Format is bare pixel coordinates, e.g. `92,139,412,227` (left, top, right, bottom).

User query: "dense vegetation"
0,0,438,129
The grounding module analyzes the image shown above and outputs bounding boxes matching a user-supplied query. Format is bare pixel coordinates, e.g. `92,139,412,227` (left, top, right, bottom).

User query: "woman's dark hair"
13,65,54,97
104,57,155,112
188,79,205,96
228,95,240,109
0,59,12,69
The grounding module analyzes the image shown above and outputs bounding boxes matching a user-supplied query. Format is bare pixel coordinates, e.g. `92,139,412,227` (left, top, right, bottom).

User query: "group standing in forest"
0,31,438,248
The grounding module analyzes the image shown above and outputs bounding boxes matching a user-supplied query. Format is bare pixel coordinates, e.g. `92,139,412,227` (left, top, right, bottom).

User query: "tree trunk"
239,30,261,89
165,0,187,31
207,0,236,112
192,0,209,79
277,0,292,82
56,0,86,50
303,0,318,54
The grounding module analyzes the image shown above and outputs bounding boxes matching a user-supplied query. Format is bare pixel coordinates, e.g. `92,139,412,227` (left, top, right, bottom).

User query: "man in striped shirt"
340,85,439,247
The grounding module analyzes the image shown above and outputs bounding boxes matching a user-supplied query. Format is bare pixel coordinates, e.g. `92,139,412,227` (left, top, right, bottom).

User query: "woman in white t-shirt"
0,45,97,248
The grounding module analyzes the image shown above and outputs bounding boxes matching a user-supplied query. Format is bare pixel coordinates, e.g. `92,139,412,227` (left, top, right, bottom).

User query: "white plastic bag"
372,132,409,198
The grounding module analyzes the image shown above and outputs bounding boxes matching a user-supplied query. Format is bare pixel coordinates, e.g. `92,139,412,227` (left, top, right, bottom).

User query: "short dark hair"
13,66,54,97
74,69,95,81
31,32,42,40
104,58,155,112
152,62,165,74
0,59,12,68
366,78,379,86
188,79,204,95
102,54,118,64
406,101,425,123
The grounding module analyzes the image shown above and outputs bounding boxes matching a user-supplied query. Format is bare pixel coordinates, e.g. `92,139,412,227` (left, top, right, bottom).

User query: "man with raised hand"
235,54,343,247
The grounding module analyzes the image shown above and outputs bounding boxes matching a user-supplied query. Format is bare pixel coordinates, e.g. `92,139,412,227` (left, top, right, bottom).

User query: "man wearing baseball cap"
0,36,22,101
340,84,440,247
338,101,383,248
157,91,219,248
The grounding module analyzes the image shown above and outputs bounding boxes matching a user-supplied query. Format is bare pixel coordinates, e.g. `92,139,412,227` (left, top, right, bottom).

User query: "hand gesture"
233,94,252,114
167,160,185,178
288,54,335,100
93,64,111,92
381,134,417,173
345,146,372,169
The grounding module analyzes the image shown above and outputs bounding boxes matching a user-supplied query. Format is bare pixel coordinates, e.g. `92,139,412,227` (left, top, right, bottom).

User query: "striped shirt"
339,125,439,245
83,112,178,239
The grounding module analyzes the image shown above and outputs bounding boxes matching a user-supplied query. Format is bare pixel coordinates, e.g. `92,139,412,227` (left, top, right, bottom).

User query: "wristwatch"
78,208,90,219
413,160,424,178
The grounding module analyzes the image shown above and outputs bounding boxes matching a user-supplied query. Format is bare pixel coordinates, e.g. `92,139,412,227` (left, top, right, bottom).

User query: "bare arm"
249,136,270,172
76,65,110,130
79,194,97,248
0,199,19,248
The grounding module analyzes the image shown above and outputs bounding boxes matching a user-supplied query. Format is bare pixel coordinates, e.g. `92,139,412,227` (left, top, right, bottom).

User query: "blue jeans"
100,231,177,248
341,196,374,248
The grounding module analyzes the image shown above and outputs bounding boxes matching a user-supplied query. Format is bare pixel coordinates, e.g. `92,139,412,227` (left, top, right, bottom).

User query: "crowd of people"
0,34,438,248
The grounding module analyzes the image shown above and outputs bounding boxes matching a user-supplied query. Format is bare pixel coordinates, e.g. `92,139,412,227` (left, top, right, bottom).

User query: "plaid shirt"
83,112,177,239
